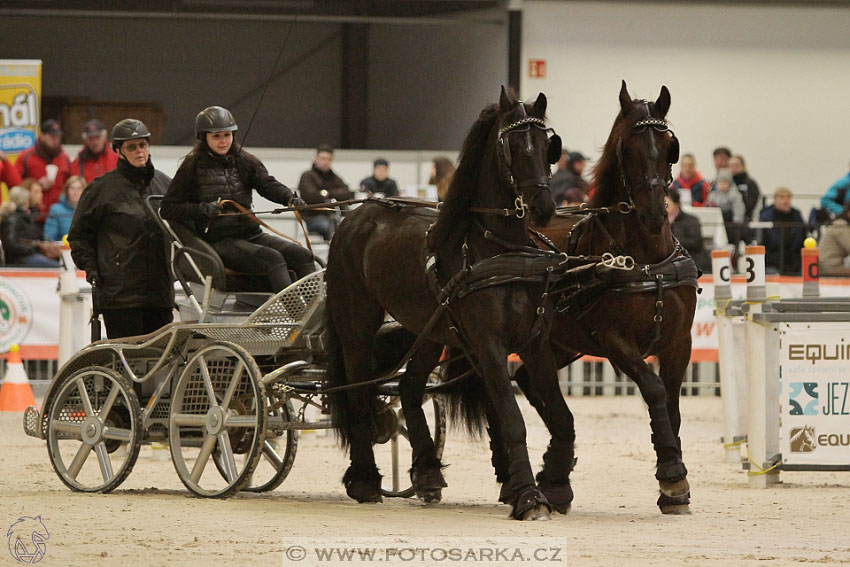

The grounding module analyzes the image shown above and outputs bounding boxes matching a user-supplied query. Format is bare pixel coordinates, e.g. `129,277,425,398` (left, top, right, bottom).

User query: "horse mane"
589,109,634,208
429,103,500,249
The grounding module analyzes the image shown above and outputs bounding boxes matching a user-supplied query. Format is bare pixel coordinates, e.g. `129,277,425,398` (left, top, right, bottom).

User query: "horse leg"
517,342,577,514
482,401,513,504
398,342,447,503
334,305,386,503
656,340,692,514
605,339,689,515
474,341,551,521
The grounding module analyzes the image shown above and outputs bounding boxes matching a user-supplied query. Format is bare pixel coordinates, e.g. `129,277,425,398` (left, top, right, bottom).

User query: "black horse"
324,86,564,520
486,82,698,514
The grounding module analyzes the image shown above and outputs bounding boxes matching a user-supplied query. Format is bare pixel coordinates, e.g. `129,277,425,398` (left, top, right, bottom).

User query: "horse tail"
441,348,487,437
325,309,353,448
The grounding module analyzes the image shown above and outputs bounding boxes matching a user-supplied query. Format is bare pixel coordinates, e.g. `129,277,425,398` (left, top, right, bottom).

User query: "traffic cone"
0,344,36,412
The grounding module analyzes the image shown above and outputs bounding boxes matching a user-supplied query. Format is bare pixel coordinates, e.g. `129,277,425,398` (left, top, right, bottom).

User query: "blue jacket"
820,172,850,216
43,195,76,241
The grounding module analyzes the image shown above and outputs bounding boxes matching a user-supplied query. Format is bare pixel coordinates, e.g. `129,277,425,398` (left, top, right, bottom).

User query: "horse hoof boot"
657,478,690,514
539,481,573,515
509,488,552,521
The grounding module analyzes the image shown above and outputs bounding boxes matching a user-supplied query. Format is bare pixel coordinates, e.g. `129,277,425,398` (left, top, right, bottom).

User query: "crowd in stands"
2,117,850,281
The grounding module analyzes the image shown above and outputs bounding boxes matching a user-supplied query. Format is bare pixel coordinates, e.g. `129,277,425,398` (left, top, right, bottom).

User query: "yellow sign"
1,60,42,199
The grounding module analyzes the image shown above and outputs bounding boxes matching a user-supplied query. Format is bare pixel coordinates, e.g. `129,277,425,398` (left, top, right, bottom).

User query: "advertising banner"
0,59,41,200
780,322,850,466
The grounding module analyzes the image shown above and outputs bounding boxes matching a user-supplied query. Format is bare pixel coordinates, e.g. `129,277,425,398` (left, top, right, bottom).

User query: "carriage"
21,196,445,499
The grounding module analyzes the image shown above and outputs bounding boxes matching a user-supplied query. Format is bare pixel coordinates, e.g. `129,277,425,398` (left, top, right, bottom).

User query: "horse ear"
619,80,633,117
655,85,671,118
500,85,517,112
532,92,547,117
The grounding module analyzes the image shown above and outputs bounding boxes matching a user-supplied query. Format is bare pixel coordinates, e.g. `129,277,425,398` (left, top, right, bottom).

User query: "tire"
168,341,266,498
46,366,142,493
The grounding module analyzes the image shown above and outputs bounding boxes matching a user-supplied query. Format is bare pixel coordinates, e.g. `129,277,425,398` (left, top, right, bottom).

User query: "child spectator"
44,175,85,241
705,168,745,245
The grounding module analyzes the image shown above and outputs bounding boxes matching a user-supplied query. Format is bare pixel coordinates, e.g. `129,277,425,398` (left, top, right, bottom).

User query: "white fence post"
57,240,79,367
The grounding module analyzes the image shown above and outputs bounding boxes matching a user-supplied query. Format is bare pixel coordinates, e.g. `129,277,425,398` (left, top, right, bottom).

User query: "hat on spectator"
716,168,734,185
83,119,106,137
373,158,388,168
568,151,589,163
41,119,62,136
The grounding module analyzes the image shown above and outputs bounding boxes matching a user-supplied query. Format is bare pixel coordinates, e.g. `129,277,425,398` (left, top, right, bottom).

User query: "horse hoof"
343,466,383,503
416,488,443,504
657,489,691,514
539,482,573,515
347,481,383,503
509,488,552,521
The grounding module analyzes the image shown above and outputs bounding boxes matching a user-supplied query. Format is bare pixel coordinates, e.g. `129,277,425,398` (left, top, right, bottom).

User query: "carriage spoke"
67,443,92,479
216,433,238,483
224,414,258,428
199,359,218,407
172,413,207,427
51,420,82,437
76,378,94,416
220,360,245,410
94,442,115,482
262,440,284,468
190,434,218,483
98,384,121,417
103,427,132,442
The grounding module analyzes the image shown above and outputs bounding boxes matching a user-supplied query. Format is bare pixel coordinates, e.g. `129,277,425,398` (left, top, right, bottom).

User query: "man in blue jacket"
821,160,850,217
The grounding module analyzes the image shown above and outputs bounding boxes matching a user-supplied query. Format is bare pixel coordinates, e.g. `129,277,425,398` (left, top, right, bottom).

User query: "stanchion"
57,237,79,367
801,239,819,298
713,250,746,463
744,245,780,487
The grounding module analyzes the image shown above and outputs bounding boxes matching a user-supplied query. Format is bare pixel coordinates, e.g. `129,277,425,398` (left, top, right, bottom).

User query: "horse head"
610,81,679,236
496,85,559,227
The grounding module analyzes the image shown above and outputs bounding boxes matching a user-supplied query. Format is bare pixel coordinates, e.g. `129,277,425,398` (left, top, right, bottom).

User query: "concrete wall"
1,13,507,151
521,1,850,214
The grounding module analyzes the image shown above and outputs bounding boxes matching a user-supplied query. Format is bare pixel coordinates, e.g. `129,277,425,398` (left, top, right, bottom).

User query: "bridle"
476,102,560,219
615,103,679,211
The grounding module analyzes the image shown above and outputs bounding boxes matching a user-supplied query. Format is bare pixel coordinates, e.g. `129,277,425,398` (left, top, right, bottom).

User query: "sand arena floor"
1,395,848,566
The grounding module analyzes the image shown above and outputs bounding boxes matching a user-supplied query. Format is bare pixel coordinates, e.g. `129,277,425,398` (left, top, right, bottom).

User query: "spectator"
15,119,72,220
359,158,399,197
297,144,352,240
70,119,118,183
705,168,745,245
44,175,85,241
19,178,44,225
68,118,174,339
665,188,710,272
819,202,850,277
162,106,314,292
729,154,761,222
552,151,590,205
672,153,710,206
430,156,456,202
0,149,23,198
709,146,732,192
549,149,569,202
0,186,60,267
758,187,806,275
820,159,850,218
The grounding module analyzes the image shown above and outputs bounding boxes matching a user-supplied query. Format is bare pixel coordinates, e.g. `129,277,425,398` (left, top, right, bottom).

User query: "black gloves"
86,271,97,285
288,196,305,208
199,201,222,220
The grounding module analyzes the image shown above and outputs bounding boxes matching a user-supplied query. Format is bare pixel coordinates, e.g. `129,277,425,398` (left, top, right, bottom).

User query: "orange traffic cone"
0,344,36,412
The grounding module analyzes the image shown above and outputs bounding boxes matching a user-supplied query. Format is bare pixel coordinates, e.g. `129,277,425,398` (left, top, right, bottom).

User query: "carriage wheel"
377,391,446,498
213,398,299,493
46,367,142,493
169,341,266,498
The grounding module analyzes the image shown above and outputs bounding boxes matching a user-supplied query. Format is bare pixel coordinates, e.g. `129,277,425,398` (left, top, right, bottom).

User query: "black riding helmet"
111,119,151,152
195,106,238,139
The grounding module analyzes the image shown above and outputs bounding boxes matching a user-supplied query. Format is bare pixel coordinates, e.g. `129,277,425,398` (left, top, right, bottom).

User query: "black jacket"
68,159,174,309
733,171,761,221
670,210,710,272
359,175,399,197
1,207,44,264
161,148,295,242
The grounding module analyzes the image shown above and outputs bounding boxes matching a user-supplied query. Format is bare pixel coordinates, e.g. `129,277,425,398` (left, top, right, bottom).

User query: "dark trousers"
211,232,317,292
101,307,173,340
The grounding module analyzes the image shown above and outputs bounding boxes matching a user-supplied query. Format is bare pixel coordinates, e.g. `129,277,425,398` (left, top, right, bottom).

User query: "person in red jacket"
70,119,118,183
0,149,23,201
15,119,71,220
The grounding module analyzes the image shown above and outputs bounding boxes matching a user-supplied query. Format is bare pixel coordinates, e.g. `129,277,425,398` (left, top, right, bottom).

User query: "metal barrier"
556,360,719,397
